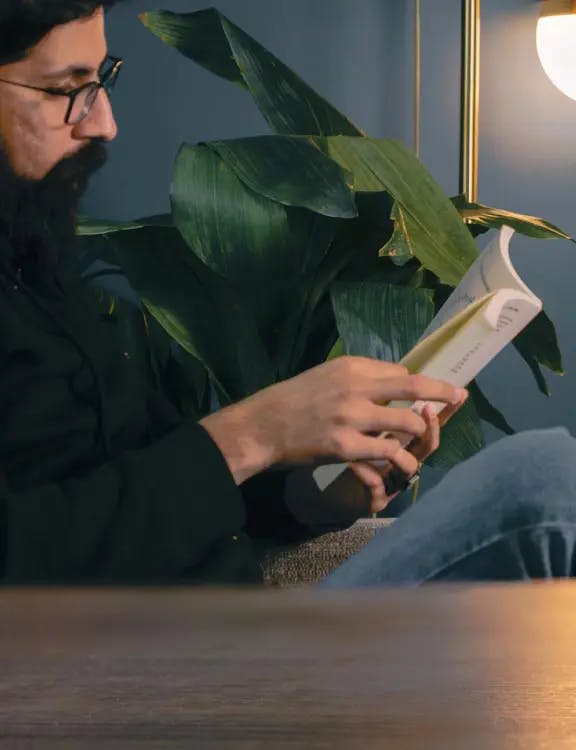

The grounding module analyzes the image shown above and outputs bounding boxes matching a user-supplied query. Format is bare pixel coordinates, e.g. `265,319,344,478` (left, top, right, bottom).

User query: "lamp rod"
414,0,421,157
460,0,480,202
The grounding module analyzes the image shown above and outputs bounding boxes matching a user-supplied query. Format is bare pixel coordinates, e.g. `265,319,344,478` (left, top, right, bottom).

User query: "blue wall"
83,0,576,471
85,0,400,218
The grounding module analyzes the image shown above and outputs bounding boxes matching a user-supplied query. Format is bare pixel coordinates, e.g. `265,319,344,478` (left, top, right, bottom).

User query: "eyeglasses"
0,55,123,125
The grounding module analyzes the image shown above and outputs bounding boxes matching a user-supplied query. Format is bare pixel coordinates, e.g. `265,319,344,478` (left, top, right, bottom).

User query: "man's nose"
72,88,118,142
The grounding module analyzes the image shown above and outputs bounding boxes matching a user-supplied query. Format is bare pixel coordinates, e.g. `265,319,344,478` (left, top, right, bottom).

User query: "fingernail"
453,388,467,403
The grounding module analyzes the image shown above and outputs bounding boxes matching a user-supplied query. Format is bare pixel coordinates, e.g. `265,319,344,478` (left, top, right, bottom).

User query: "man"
0,1,575,585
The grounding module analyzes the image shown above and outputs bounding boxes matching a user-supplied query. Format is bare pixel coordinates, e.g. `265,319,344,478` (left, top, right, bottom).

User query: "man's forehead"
19,8,107,76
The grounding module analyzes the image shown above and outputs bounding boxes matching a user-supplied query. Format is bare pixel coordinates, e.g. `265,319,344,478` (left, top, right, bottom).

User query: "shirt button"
232,536,238,542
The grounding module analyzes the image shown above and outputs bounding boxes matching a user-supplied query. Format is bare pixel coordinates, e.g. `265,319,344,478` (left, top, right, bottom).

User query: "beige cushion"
260,518,394,587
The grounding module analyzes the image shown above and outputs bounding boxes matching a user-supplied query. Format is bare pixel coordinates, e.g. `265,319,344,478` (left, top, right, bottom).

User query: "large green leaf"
515,349,551,397
425,397,485,471
287,193,418,376
172,143,334,286
101,225,274,403
451,196,573,241
158,340,212,420
74,215,175,282
331,281,435,363
380,202,415,266
278,193,395,375
517,310,564,374
76,214,172,236
171,142,336,371
270,217,340,378
513,310,565,397
468,380,515,435
209,137,356,218
312,137,479,286
140,8,362,136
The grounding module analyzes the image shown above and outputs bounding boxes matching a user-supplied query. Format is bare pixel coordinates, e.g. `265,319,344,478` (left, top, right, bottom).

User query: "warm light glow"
537,14,576,101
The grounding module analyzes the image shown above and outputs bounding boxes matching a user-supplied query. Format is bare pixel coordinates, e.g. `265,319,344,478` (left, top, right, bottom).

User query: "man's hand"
345,394,468,513
200,356,467,486
283,396,467,528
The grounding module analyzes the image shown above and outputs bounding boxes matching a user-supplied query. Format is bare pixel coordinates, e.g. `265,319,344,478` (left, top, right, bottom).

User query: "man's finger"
382,444,420,479
437,390,469,428
345,403,427,438
347,461,397,513
336,356,409,380
409,404,440,461
367,374,467,408
406,392,467,461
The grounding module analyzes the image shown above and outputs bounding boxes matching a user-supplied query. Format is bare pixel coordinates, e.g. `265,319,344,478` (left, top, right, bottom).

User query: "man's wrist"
199,396,282,485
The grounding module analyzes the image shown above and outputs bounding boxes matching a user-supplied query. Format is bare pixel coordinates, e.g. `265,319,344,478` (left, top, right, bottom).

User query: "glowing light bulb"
537,13,576,101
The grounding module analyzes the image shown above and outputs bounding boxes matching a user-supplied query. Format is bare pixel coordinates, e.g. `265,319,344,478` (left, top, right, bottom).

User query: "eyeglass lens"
68,61,121,125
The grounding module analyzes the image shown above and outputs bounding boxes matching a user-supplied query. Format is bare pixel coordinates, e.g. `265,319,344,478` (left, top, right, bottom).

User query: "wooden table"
1,584,576,748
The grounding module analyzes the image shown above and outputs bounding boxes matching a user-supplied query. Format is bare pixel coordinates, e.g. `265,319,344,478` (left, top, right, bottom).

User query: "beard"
0,140,107,285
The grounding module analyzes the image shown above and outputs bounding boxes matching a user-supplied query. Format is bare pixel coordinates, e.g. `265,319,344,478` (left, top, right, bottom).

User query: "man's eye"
46,86,71,96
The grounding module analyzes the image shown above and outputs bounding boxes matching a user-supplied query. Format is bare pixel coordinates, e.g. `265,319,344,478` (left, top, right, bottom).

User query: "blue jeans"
320,427,576,587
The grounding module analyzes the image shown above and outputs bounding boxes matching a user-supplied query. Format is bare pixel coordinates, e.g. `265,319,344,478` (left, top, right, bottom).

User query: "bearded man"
0,0,574,585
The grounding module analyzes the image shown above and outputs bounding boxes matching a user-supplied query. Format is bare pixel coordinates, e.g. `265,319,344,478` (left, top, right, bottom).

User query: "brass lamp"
460,0,480,202
537,0,576,101
415,1,574,203
412,1,481,201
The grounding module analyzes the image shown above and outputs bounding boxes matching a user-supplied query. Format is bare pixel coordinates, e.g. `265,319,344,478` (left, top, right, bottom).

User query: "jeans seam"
420,520,576,583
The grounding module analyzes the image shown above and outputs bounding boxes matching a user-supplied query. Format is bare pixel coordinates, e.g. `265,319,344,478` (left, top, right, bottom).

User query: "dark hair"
0,1,118,65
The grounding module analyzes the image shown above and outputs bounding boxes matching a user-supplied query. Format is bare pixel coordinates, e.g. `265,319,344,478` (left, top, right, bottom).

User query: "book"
313,225,542,491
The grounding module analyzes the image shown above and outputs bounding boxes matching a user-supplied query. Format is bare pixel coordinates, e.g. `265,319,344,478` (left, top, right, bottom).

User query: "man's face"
0,7,117,180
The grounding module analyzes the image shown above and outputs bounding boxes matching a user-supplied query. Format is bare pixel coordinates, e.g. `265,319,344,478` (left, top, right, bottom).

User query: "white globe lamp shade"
537,2,576,101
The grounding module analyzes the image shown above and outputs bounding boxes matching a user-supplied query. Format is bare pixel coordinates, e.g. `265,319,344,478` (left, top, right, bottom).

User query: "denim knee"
319,428,576,588
454,427,576,530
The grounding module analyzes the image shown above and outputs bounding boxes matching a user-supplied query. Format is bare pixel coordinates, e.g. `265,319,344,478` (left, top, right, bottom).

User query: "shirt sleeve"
146,349,319,546
0,421,245,582
241,467,347,543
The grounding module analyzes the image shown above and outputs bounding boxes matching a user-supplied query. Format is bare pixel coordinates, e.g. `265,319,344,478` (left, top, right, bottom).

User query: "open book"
313,225,542,491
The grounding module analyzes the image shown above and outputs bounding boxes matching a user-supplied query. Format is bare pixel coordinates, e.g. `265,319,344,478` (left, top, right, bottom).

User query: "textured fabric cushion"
260,518,394,587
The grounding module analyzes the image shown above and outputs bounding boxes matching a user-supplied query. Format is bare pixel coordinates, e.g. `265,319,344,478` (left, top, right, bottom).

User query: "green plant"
79,7,572,470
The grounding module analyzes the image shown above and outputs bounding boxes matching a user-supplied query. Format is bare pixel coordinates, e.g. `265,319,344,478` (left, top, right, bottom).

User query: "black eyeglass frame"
0,55,123,125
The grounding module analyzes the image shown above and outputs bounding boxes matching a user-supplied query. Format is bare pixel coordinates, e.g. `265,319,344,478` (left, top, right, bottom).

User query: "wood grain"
2,584,576,748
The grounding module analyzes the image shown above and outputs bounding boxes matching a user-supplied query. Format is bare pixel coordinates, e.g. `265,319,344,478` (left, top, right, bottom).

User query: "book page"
400,293,495,375
408,288,541,395
421,226,538,339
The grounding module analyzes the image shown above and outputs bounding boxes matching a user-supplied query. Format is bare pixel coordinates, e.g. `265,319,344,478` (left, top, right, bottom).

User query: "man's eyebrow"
41,55,109,81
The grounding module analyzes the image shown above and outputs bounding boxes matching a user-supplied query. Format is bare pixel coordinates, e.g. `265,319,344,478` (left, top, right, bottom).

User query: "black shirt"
0,239,310,584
